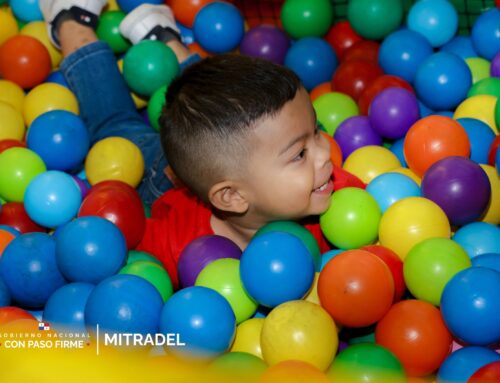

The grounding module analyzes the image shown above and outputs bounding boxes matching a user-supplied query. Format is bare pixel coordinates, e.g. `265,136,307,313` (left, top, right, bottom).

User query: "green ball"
96,11,131,54
123,40,179,97
255,221,321,271
142,202,152,218
467,77,500,99
328,343,406,383
208,352,267,380
320,187,381,249
119,260,173,302
348,0,403,40
0,147,46,202
147,85,167,132
195,258,257,324
281,0,334,39
403,238,471,306
126,250,162,266
313,92,359,135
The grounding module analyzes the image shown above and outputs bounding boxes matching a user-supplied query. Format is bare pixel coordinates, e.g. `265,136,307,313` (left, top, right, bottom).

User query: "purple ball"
177,235,242,288
491,51,500,77
72,175,90,199
369,87,420,140
422,156,491,227
239,25,290,64
333,116,383,159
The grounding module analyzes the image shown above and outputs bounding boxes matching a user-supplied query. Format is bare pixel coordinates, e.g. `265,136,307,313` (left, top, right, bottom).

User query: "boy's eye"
293,148,307,161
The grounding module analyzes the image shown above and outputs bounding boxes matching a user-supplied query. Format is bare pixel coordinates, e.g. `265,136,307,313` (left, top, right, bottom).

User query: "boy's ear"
208,181,249,214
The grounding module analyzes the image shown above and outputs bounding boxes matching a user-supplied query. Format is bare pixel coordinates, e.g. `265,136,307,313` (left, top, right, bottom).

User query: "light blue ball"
452,222,500,259
472,8,500,60
366,172,421,213
320,249,343,271
441,36,478,60
10,0,42,23
457,118,496,164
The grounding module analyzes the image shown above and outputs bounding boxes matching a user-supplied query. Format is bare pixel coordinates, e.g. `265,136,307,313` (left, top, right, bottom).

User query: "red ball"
375,300,452,377
342,40,380,64
468,361,500,383
0,139,25,154
331,59,383,101
78,180,146,249
358,75,414,115
325,21,363,60
0,35,51,89
488,134,500,166
0,202,47,233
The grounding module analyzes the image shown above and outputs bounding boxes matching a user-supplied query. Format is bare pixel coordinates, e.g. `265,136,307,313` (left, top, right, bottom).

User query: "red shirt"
137,166,365,289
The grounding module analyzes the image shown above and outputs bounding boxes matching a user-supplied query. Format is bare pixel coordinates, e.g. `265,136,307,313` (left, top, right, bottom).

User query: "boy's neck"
210,213,260,251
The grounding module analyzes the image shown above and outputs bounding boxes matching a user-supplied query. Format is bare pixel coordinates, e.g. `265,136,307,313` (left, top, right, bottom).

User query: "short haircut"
159,54,302,202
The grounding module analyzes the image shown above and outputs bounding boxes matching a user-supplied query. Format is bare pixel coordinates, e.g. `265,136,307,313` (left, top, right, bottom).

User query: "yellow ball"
454,95,498,134
304,272,320,305
105,0,120,11
480,164,500,225
117,59,148,109
379,197,451,260
21,21,63,69
85,137,145,188
0,102,25,141
391,167,421,186
230,318,264,359
23,83,79,126
261,300,338,371
0,9,18,46
343,145,401,184
0,80,25,113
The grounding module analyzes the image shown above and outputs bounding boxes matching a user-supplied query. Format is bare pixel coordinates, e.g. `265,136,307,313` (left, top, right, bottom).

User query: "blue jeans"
60,41,200,205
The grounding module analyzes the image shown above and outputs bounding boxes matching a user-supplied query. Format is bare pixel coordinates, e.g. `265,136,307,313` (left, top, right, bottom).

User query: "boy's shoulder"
151,186,211,220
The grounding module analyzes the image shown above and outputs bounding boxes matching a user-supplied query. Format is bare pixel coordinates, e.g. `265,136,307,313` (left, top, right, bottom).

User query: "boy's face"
242,88,333,220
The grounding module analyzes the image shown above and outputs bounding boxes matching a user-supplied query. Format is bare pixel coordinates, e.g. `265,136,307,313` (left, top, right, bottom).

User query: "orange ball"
0,35,51,89
310,82,332,102
321,132,343,167
403,116,470,177
258,360,330,383
375,299,452,377
188,42,210,58
318,249,394,328
171,0,215,28
0,228,16,255
0,306,36,326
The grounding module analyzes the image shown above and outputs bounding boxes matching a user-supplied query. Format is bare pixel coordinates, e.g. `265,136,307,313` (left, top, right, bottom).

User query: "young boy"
41,1,364,289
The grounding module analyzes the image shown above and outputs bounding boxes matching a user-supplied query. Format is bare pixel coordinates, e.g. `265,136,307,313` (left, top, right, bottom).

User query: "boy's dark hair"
159,54,302,202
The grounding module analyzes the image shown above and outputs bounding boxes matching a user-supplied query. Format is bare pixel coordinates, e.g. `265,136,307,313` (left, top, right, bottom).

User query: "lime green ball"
320,187,381,249
348,0,403,40
119,260,173,302
126,250,162,266
281,0,334,39
403,238,471,306
195,258,257,324
208,351,267,379
123,40,179,97
465,57,491,85
0,147,46,202
255,221,321,271
313,92,359,135
96,11,131,54
147,85,167,132
467,77,500,99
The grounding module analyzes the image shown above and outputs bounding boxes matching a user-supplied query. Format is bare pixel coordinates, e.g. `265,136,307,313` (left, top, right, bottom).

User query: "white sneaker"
119,4,181,45
40,0,107,48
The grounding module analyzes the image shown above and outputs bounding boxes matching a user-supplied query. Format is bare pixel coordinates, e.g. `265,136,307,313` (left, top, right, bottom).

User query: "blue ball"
389,138,406,167
27,110,90,172
471,253,500,273
0,233,66,308
116,0,162,14
379,29,433,83
0,225,21,237
441,36,478,60
240,232,315,307
24,171,82,228
193,2,244,54
55,216,127,284
366,172,421,213
85,274,163,334
457,118,496,164
407,0,458,47
434,110,454,118
418,99,434,117
284,37,337,90
414,52,472,110
320,249,343,271
177,22,194,45
472,8,500,60
0,275,11,307
9,0,42,23
43,282,94,333
160,286,236,359
46,71,69,88
452,222,500,259
441,267,500,346
437,346,500,383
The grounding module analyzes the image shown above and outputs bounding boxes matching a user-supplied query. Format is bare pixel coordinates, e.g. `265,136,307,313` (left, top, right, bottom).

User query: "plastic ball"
388,138,406,167
84,137,145,188
332,116,383,159
23,82,79,126
0,232,66,308
366,172,421,213
320,187,381,249
471,253,500,273
468,361,500,383
0,10,18,46
96,11,130,54
171,0,215,28
404,115,470,177
45,70,69,88
324,20,362,60
488,136,500,166
310,82,332,102
343,145,401,184
478,165,499,222
347,0,403,40
229,317,264,358
0,35,50,89
0,276,11,307
284,37,337,91
259,360,330,383
332,60,383,102
466,58,491,84
177,235,241,288
160,286,236,359
119,260,172,303
343,39,380,63
43,282,94,333
379,197,451,260
261,300,338,370
20,21,62,68
280,0,333,39
379,29,433,83
116,0,162,13
0,202,46,233
0,79,25,113
239,25,290,65
208,351,267,381
441,267,500,346
126,249,162,266
9,0,42,23
313,92,359,135
457,118,496,165
321,132,343,167
123,40,179,97
456,95,498,134
146,85,166,132
0,306,36,325
318,249,394,327
472,8,500,60
358,75,414,116
55,216,127,284
0,102,24,141
195,258,257,324
0,226,18,256
193,2,244,54
452,222,500,259
441,36,478,60
404,238,472,306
